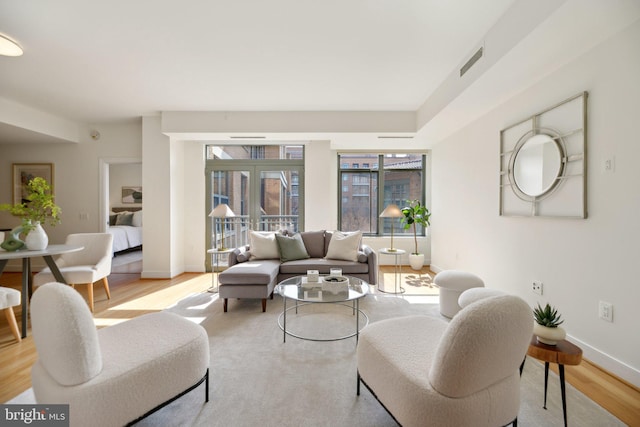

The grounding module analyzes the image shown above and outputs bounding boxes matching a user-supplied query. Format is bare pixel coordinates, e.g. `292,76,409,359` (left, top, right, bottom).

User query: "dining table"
0,244,83,338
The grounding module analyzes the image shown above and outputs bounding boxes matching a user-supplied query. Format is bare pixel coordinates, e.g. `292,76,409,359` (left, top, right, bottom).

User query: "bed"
108,207,143,255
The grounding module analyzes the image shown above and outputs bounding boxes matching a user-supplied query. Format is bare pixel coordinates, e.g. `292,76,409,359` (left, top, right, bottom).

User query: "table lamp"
379,204,403,252
209,204,236,250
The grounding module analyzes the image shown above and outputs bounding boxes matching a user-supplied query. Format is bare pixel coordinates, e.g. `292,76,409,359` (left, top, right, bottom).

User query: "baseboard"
141,271,173,279
567,333,640,389
184,264,205,273
429,264,444,274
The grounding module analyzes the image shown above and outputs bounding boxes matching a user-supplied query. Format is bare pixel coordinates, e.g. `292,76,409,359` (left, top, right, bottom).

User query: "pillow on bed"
115,212,134,226
132,210,143,227
109,214,118,226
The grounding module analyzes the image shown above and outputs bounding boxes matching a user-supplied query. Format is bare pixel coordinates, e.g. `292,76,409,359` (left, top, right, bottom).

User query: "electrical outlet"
532,281,543,295
599,301,613,322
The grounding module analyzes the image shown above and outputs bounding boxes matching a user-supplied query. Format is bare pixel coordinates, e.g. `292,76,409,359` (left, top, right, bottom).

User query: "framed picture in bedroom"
12,163,54,205
122,186,142,204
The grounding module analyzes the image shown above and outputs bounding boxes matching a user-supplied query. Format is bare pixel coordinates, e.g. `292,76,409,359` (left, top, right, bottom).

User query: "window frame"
338,153,427,237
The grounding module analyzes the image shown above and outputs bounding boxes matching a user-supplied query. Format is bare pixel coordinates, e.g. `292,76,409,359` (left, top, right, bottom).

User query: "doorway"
99,157,143,273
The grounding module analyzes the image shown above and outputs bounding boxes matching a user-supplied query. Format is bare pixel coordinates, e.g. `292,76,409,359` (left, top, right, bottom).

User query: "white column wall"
182,142,207,272
141,116,173,278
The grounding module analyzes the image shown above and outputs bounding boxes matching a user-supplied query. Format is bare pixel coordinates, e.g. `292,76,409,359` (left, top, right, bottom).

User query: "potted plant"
400,199,431,270
533,303,566,345
0,176,61,250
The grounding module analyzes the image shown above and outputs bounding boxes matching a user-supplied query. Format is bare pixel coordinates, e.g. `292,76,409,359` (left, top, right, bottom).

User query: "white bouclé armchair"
30,282,210,427
357,294,533,427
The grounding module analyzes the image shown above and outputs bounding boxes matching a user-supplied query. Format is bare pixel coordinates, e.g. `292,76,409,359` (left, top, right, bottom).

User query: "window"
339,153,426,236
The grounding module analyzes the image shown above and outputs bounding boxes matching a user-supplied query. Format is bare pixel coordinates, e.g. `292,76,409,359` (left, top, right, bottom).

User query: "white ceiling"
1,0,639,146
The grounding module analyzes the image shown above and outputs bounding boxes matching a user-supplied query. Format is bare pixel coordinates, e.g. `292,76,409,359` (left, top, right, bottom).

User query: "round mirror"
513,134,562,197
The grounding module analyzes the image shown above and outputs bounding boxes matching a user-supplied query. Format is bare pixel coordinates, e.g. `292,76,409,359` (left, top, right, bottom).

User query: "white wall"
431,20,640,386
109,163,142,209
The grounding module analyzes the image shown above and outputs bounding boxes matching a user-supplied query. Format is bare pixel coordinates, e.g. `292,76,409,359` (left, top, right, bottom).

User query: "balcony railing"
210,215,300,250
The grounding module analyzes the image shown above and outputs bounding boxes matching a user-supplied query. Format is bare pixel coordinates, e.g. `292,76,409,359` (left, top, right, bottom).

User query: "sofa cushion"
325,230,362,262
236,248,251,263
300,230,326,258
219,260,281,285
249,231,279,260
275,233,310,262
280,258,369,275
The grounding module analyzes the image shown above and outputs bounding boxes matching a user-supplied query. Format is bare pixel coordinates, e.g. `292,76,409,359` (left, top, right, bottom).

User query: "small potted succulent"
533,303,566,345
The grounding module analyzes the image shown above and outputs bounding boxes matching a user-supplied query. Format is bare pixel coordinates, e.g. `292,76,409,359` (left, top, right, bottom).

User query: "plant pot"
25,222,48,250
533,323,566,346
409,253,424,271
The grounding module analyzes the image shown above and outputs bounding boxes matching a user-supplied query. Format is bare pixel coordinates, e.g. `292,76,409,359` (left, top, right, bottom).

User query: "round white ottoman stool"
434,270,484,318
458,287,506,309
0,286,22,342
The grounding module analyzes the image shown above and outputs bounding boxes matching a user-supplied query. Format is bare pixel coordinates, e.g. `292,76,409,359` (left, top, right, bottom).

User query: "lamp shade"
379,204,403,218
209,204,235,218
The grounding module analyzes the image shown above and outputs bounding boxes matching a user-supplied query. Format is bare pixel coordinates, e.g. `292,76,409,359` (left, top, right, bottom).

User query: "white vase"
533,323,566,346
409,253,424,271
25,222,48,250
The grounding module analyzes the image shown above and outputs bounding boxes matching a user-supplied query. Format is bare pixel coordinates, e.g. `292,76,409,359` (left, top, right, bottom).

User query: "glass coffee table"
276,275,369,343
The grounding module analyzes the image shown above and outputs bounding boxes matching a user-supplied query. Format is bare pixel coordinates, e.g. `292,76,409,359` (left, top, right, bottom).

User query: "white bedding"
108,225,143,253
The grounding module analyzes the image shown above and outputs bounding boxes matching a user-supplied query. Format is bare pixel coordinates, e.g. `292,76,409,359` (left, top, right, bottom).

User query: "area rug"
10,292,623,427
377,270,438,296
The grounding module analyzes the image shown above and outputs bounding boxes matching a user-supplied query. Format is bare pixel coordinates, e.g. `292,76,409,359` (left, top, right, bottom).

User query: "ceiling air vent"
460,46,483,77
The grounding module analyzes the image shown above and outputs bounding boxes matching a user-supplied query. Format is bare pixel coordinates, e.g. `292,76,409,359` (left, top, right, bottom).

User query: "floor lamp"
379,204,403,252
209,204,236,250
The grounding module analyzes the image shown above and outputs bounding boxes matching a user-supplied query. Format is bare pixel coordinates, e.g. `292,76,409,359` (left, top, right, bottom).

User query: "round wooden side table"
526,335,583,427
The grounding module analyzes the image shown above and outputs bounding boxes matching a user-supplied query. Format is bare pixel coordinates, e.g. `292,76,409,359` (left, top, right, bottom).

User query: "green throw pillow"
275,233,310,262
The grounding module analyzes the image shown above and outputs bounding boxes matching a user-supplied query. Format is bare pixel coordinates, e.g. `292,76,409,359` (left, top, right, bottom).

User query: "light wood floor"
1,267,639,426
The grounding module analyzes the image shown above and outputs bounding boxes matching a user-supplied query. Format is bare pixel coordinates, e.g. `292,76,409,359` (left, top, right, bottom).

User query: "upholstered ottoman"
433,270,484,318
218,260,280,312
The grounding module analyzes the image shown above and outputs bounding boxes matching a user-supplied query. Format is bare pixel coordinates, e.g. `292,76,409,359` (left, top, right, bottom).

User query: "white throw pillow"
132,210,143,227
249,231,280,260
325,230,362,262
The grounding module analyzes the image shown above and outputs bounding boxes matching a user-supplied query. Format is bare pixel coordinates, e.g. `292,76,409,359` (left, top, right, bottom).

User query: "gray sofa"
218,230,377,312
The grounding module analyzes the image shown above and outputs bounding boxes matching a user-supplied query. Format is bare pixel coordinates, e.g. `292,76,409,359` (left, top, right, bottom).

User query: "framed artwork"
12,163,54,205
122,186,143,204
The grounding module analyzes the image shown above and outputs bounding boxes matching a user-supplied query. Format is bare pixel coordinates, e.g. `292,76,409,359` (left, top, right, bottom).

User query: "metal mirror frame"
508,128,566,201
499,91,588,218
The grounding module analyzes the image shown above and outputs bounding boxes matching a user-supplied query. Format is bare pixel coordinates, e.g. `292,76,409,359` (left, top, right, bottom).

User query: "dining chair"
33,233,114,312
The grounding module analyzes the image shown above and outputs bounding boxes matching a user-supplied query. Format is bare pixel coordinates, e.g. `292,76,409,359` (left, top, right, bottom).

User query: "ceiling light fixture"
0,34,23,57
